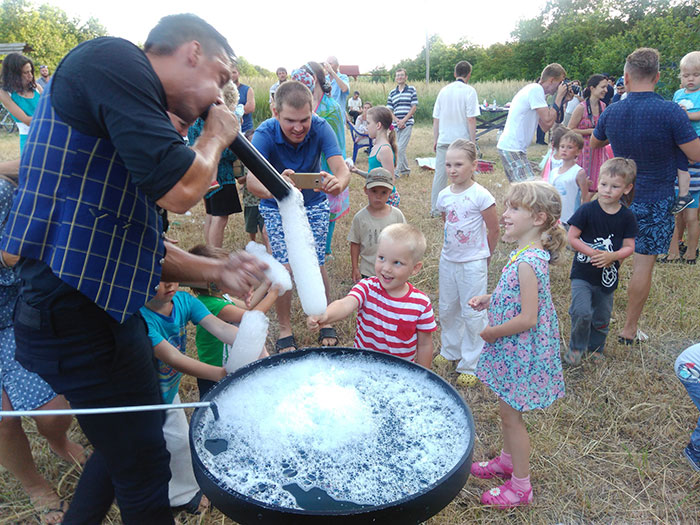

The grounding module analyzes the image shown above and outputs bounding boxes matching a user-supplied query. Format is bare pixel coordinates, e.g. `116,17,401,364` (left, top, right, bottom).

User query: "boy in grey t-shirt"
348,168,405,282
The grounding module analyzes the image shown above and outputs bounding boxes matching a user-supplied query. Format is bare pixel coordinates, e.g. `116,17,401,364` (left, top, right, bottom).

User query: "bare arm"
415,331,434,369
307,295,358,330
350,242,361,283
198,313,239,346
590,135,608,149
156,104,238,213
153,339,225,382
536,106,558,133
480,262,538,343
481,204,500,262
567,105,587,134
432,118,439,151
576,169,590,203
467,116,477,143
243,87,255,115
568,225,596,256
0,90,31,126
590,237,635,268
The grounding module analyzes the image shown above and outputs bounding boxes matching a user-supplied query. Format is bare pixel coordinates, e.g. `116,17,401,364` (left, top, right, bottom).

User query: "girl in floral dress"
468,181,567,509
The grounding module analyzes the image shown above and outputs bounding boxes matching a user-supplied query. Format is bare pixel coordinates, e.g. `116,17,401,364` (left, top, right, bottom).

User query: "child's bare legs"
499,399,530,478
667,214,684,260
683,206,699,262
37,396,86,465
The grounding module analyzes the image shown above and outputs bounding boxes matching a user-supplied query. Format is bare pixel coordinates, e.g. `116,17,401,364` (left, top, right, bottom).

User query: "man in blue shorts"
592,47,700,344
246,80,350,352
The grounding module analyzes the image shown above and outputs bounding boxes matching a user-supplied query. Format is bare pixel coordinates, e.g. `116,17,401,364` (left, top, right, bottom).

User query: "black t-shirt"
568,200,638,291
16,37,194,310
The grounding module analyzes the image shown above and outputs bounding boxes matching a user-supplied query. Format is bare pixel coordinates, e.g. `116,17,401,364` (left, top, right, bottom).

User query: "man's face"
326,57,339,72
231,66,240,85
277,69,288,82
274,103,312,144
395,70,407,84
39,66,49,78
543,75,565,95
169,46,232,124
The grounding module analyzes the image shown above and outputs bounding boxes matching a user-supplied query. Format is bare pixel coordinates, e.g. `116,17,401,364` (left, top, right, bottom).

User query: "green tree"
0,0,106,69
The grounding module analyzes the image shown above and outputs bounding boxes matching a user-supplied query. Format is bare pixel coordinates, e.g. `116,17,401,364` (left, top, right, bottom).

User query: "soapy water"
245,241,292,294
276,189,327,316
223,310,269,374
194,353,470,510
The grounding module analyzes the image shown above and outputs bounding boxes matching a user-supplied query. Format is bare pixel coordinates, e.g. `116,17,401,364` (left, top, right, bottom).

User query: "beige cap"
365,168,394,190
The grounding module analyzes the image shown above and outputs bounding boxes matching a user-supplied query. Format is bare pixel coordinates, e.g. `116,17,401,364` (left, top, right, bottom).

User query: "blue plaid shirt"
2,81,165,323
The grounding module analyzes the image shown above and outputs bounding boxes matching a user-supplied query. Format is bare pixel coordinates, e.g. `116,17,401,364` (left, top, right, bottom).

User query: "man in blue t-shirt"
246,80,350,353
592,47,700,345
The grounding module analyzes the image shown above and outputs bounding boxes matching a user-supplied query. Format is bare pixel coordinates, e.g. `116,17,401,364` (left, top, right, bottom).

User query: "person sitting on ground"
245,80,350,353
308,223,436,368
548,131,589,226
140,278,270,514
348,168,406,283
188,244,279,398
348,91,362,123
564,158,637,366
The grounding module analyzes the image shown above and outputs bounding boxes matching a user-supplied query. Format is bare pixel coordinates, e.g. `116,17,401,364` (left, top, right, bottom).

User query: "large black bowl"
189,347,475,524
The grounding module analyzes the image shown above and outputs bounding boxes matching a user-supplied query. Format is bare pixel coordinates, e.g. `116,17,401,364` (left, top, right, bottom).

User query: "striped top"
386,84,418,126
348,276,436,362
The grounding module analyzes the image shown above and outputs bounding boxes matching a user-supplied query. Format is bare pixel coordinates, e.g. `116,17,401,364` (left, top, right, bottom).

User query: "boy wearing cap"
348,168,406,282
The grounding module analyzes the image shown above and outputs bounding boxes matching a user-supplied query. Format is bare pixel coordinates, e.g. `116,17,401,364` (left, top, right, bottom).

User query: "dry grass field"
1,125,699,524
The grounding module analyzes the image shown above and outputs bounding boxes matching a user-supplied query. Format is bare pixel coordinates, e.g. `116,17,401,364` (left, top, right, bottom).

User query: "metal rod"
230,134,292,201
0,401,219,420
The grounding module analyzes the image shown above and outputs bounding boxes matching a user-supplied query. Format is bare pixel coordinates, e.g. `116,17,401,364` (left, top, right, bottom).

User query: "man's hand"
203,101,239,148
319,171,341,195
590,250,616,268
215,251,267,298
555,82,569,103
397,119,406,130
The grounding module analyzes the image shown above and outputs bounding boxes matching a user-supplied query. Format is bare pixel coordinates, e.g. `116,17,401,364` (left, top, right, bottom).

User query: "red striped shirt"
348,277,437,361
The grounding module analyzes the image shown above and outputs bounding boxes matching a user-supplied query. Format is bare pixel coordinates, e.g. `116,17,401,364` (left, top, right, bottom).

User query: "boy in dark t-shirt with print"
564,158,638,365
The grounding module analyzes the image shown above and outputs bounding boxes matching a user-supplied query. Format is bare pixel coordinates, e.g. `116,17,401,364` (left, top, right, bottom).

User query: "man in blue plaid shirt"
2,14,266,524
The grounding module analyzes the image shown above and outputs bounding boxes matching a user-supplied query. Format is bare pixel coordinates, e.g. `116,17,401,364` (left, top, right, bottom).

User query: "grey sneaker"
684,443,700,471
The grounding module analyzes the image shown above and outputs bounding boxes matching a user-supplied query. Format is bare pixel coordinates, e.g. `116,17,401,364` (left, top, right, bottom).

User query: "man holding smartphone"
245,80,350,353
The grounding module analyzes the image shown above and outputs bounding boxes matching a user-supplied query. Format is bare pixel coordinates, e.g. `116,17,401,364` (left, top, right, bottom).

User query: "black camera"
563,79,581,95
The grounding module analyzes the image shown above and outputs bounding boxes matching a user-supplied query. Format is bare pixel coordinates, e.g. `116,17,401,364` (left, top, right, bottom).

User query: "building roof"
0,43,33,56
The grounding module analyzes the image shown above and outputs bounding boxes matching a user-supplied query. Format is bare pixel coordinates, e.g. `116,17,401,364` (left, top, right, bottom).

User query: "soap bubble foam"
276,189,327,315
245,241,292,294
223,310,269,374
194,353,470,510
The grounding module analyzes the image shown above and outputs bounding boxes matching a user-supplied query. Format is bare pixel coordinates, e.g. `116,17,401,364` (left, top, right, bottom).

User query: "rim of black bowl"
189,347,475,521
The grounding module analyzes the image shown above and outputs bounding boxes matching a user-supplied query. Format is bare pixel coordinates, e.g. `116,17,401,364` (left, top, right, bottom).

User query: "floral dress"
476,248,565,412
575,100,609,192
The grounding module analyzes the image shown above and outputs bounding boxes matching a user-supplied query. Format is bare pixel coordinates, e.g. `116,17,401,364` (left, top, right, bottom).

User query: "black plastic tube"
230,134,291,200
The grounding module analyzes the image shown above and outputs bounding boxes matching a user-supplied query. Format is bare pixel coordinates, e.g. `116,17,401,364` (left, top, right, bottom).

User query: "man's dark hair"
144,14,234,61
454,61,472,78
625,48,660,82
275,80,313,113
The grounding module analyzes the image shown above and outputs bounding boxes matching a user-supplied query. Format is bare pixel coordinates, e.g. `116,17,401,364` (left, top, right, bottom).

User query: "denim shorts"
630,195,674,255
259,199,329,266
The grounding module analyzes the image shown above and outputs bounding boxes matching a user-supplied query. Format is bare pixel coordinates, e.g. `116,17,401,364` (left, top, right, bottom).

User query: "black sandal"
275,335,297,353
318,327,339,347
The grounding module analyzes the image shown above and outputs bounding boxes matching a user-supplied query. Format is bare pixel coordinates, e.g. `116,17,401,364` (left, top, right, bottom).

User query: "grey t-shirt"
348,205,406,277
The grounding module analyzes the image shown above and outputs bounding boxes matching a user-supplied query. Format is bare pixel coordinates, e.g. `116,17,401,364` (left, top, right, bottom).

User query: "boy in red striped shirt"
308,223,436,367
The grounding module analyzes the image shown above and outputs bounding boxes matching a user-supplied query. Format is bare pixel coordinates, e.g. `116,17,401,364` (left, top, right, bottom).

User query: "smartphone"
289,172,322,189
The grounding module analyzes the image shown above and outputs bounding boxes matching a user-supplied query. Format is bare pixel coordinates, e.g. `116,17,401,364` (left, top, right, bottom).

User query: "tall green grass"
246,77,528,126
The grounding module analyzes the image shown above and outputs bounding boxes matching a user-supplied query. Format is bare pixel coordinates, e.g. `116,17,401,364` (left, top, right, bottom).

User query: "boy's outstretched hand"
468,294,491,311
307,314,328,331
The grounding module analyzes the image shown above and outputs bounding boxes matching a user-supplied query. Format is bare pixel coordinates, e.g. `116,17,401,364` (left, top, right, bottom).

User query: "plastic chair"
347,120,373,163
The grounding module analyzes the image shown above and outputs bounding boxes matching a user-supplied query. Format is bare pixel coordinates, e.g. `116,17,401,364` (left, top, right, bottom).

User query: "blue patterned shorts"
259,199,329,266
630,195,674,255
0,326,56,420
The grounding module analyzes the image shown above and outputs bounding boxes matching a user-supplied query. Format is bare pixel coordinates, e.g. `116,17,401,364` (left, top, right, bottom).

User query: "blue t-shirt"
252,114,342,209
140,291,210,404
593,92,698,203
674,88,700,137
328,73,350,111
238,84,254,133
568,200,638,292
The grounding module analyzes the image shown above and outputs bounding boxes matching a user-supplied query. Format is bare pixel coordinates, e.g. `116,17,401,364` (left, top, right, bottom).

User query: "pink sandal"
481,480,533,509
470,456,513,479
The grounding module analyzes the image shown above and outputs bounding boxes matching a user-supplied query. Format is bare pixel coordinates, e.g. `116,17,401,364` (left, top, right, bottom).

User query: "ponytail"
541,223,567,265
388,128,398,160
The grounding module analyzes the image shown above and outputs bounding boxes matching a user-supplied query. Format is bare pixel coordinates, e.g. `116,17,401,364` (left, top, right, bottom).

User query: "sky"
48,0,548,73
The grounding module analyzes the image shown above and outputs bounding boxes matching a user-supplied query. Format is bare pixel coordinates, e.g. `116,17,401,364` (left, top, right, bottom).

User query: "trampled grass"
1,125,699,524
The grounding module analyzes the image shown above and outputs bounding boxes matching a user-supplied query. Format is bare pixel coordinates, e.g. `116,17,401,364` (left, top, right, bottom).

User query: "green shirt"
195,294,235,366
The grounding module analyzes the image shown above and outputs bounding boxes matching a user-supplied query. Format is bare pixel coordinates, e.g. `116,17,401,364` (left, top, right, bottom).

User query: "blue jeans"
569,279,615,353
14,297,173,524
676,344,700,449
